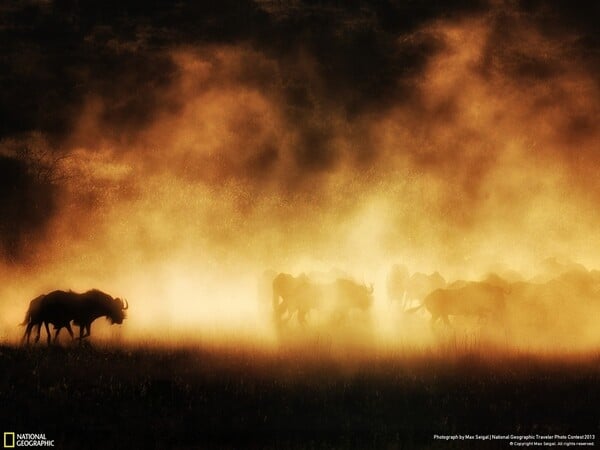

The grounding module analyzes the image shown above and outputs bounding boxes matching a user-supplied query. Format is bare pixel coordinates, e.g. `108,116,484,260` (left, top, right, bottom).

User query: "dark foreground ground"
0,344,598,449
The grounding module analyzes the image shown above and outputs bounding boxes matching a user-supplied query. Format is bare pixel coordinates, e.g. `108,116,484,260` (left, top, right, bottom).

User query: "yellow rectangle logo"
3,432,15,448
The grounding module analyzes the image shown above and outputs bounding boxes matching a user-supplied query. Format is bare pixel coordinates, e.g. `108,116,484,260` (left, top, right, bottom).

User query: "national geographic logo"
3,433,14,448
3,433,54,447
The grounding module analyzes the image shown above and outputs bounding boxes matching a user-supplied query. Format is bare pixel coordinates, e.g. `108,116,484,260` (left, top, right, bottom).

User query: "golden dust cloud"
1,11,599,357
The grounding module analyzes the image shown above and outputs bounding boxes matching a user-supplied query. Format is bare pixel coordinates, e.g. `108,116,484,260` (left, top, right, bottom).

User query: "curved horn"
123,298,129,310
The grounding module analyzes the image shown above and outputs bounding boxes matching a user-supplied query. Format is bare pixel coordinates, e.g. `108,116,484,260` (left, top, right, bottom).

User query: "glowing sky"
0,0,598,349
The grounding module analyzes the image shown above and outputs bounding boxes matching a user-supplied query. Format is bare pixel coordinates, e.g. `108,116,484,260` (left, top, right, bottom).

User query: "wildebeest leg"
53,327,62,344
23,323,33,344
400,292,408,311
272,296,285,320
77,324,89,345
273,302,288,324
42,322,51,345
65,323,74,341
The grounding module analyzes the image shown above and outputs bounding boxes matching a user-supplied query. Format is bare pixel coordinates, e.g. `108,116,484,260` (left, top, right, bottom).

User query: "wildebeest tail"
20,294,45,326
405,303,425,314
19,308,31,326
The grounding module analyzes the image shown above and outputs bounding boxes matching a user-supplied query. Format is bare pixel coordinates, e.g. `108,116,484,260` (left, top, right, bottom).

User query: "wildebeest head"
108,297,128,324
82,289,128,324
336,279,374,311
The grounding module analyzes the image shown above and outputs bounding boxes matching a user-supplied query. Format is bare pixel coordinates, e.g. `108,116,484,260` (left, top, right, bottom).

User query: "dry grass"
1,342,598,449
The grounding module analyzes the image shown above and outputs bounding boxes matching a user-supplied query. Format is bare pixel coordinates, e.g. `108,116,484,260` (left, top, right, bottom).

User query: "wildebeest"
272,273,373,326
272,273,321,325
387,265,446,311
21,294,73,344
21,289,128,344
406,272,446,308
332,278,373,322
407,282,508,327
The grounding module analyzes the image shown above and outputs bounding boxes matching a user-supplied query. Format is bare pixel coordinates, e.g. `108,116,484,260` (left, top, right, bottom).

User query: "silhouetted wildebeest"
21,294,73,344
407,282,508,327
387,265,446,311
405,272,446,308
21,289,128,344
332,278,373,322
272,273,373,326
272,273,320,325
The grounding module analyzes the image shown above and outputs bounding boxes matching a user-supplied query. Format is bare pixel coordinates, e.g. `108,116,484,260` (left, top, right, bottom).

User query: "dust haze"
0,0,598,354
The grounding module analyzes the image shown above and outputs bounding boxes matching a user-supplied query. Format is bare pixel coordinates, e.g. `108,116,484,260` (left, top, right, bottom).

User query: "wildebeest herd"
20,258,600,346
264,261,600,346
405,281,509,327
272,272,374,326
267,269,510,331
21,289,128,345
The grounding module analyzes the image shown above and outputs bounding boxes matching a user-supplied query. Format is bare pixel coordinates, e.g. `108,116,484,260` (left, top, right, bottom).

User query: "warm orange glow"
1,13,599,357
